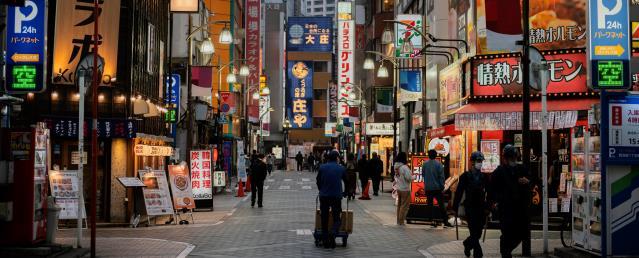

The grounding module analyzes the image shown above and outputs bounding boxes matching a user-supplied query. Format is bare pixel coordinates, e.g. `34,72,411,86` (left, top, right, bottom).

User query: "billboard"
5,0,47,93
287,17,333,52
471,52,588,96
439,62,462,117
395,14,423,58
287,61,313,129
337,20,355,119
246,0,261,121
529,0,587,50
399,70,422,102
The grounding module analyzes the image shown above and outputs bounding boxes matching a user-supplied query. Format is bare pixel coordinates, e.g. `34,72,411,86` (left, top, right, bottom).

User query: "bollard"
46,196,61,244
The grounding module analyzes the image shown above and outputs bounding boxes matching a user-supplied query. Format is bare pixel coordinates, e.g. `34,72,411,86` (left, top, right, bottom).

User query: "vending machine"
0,123,50,245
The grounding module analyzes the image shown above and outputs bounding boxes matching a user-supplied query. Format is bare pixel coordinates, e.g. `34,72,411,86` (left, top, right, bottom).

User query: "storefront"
365,122,394,177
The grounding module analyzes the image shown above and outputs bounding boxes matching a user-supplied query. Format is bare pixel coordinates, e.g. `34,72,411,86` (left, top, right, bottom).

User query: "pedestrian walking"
266,153,275,175
488,145,532,258
296,151,304,171
357,154,370,200
316,151,347,249
453,151,489,258
308,154,316,172
422,149,453,227
345,153,357,200
393,152,412,225
250,154,268,208
369,152,384,196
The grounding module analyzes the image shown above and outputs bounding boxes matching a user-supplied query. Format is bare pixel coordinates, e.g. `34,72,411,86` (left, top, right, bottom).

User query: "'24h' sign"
5,0,47,93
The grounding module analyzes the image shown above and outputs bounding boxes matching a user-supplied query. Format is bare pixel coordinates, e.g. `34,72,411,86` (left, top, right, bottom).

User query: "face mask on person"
474,162,483,171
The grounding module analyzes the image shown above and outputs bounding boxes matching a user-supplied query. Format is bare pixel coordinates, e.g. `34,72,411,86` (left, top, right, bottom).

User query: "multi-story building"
301,0,336,16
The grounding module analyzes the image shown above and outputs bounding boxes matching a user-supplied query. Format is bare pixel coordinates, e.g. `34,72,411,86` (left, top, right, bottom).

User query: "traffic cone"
245,175,252,192
358,180,371,200
236,178,245,197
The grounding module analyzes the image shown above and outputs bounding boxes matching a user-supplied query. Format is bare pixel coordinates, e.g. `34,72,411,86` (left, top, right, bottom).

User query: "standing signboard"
480,140,500,173
190,150,213,201
5,0,47,93
168,165,195,210
409,156,428,205
395,14,423,58
588,0,631,89
49,170,86,220
139,170,174,216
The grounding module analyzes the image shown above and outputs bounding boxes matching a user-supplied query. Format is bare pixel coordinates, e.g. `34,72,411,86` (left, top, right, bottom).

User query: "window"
381,0,393,12
314,90,327,100
314,7,322,12
326,7,334,12
313,117,327,129
313,61,328,72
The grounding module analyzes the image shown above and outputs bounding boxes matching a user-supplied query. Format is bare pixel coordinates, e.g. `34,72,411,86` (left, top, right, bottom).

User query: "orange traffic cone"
358,180,371,200
245,175,252,192
236,178,245,197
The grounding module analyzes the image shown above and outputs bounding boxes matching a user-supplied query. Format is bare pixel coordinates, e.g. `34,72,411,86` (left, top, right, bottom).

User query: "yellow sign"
52,0,121,86
259,75,268,95
633,22,639,49
594,45,626,56
11,53,39,63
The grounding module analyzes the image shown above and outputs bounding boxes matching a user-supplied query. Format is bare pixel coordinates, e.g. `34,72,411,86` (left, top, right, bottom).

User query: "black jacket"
488,164,531,216
357,159,368,179
250,160,268,182
453,169,488,213
368,157,384,178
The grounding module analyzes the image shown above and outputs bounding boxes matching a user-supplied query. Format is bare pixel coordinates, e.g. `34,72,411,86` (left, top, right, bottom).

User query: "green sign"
164,109,177,123
11,65,38,89
596,61,625,87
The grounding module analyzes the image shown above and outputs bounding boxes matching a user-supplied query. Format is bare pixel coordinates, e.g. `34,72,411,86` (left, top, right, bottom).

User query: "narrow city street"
56,170,561,257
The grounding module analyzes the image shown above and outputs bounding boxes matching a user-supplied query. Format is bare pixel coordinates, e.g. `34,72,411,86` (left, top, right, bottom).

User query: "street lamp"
377,64,389,78
363,57,375,70
365,50,399,155
219,26,233,44
282,118,292,169
200,37,215,54
239,64,250,77
252,91,260,100
381,27,393,45
226,72,237,84
261,86,270,96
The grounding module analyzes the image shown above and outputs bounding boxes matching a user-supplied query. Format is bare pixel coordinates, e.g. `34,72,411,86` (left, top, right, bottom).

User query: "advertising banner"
52,0,120,86
439,62,462,117
633,21,639,49
190,150,212,200
409,156,429,205
168,165,195,210
529,0,587,50
338,20,355,119
633,2,639,50
220,91,236,115
246,0,261,122
287,17,333,52
480,140,500,173
588,0,631,90
139,170,174,216
365,123,394,136
477,0,522,54
287,61,313,129
395,14,423,58
472,52,588,96
328,82,338,121
375,88,393,113
258,95,271,136
49,170,85,219
5,0,47,93
399,70,422,102
191,66,212,97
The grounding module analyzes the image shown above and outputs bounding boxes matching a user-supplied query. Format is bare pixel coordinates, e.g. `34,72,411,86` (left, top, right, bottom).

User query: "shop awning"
455,99,598,131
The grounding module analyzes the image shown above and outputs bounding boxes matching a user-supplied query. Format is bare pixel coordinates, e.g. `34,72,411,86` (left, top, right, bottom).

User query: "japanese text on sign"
287,17,333,52
338,20,355,119
246,0,261,122
287,61,313,128
190,150,213,200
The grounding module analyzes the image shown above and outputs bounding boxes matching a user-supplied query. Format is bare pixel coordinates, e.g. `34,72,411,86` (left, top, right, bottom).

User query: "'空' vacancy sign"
52,0,121,86
337,19,355,119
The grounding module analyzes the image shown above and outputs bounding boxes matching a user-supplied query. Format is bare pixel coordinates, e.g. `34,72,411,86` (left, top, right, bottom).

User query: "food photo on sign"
168,163,195,210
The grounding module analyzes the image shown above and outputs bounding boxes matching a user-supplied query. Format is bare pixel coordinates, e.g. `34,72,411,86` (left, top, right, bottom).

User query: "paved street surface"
56,170,560,257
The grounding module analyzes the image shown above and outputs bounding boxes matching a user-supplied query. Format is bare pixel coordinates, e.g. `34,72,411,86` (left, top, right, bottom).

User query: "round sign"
428,138,450,157
289,24,304,38
221,104,230,113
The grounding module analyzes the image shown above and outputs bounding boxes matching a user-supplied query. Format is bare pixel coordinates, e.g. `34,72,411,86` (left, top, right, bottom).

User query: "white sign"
609,103,639,147
365,123,394,135
325,122,336,137
272,147,283,159
395,14,423,58
134,145,173,156
429,138,451,157
237,140,247,181
337,20,355,119
480,140,500,173
139,170,174,215
213,171,226,187
190,150,213,200
49,170,86,219
71,151,87,165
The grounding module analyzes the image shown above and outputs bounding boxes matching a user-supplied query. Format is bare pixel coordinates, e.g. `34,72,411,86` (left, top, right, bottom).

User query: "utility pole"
90,1,99,257
520,0,532,256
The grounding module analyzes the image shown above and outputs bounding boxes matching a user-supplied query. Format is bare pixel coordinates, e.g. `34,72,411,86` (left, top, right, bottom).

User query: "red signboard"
246,0,261,121
472,52,588,96
409,156,440,205
427,124,461,139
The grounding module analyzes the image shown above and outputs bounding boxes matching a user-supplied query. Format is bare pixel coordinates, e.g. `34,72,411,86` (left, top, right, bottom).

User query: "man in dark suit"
250,154,268,208
369,152,384,196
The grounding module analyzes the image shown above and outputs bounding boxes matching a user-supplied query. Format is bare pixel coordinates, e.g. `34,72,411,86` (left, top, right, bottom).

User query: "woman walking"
393,152,412,225
345,153,357,200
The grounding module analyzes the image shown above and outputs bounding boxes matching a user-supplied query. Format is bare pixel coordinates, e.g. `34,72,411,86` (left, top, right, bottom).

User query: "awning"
455,99,598,131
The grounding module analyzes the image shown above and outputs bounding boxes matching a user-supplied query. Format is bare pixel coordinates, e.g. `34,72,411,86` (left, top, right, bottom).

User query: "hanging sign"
190,150,213,200
428,138,450,157
399,70,422,102
286,61,313,129
395,14,423,58
287,16,333,52
5,0,47,93
588,0,631,89
337,19,355,119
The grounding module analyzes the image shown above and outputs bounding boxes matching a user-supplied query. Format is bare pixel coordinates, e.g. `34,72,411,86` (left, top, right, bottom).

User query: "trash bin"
46,196,61,244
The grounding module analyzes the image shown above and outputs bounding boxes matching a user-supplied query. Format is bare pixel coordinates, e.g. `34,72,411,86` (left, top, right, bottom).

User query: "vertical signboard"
52,0,120,86
337,20,355,119
286,61,313,129
286,17,333,52
588,0,631,89
168,165,195,210
395,14,423,58
165,74,180,123
5,0,47,93
409,156,429,205
328,81,338,122
399,70,422,102
190,150,212,200
439,62,462,122
246,0,261,122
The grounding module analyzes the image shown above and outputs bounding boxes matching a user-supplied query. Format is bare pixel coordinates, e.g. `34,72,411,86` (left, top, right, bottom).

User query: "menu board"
168,165,195,209
49,170,86,219
139,170,174,216
190,150,213,200
480,140,500,173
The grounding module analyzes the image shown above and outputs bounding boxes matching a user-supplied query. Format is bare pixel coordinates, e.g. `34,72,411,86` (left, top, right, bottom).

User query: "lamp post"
282,118,291,170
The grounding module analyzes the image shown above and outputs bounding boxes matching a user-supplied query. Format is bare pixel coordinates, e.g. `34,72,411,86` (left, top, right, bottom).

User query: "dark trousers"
426,191,448,223
371,176,381,194
267,164,273,174
297,162,302,171
499,212,529,258
251,180,264,206
464,207,486,257
319,196,342,241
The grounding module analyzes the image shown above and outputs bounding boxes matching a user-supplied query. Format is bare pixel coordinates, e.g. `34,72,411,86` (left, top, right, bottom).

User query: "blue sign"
399,70,423,102
286,61,313,129
5,0,47,93
588,0,631,89
165,74,181,104
287,17,333,52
